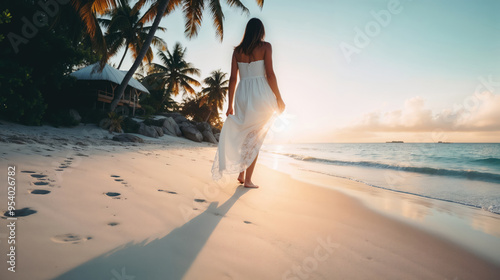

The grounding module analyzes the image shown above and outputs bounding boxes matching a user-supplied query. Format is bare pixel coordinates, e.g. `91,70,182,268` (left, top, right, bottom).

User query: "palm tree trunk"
110,0,170,112
204,109,212,123
117,42,130,69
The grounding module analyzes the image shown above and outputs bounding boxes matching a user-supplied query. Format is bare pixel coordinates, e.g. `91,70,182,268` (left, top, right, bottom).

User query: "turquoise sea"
261,143,500,214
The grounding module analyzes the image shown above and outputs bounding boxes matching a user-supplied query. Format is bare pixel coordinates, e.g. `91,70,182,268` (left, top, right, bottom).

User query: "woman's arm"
264,43,286,113
226,51,239,116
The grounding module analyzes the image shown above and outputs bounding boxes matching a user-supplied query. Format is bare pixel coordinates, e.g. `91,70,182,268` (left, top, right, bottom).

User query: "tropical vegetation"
0,0,263,129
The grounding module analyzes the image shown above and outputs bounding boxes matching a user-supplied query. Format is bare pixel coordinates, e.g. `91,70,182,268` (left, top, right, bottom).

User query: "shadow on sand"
53,186,250,280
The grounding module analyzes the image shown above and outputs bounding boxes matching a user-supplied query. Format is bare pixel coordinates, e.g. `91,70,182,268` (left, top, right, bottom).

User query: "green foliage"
141,104,156,117
0,64,47,125
0,9,11,42
0,1,99,126
181,94,222,127
47,109,80,128
80,108,109,124
107,112,123,133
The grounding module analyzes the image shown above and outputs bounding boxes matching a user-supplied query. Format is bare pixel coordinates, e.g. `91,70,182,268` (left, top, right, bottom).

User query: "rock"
143,118,165,127
153,126,164,137
180,125,203,142
214,133,220,142
212,127,221,135
173,115,189,125
99,118,111,130
162,117,181,136
196,122,212,132
202,130,218,144
69,109,81,123
123,117,140,133
138,123,159,138
112,134,144,143
159,112,183,119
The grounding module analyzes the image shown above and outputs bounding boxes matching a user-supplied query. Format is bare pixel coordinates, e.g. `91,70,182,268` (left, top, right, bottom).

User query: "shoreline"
0,123,499,279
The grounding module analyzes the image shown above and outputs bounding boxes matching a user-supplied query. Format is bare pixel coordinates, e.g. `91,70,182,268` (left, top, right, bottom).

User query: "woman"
211,18,286,188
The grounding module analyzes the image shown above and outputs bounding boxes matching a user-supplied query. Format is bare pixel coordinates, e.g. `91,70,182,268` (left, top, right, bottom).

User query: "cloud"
344,92,500,133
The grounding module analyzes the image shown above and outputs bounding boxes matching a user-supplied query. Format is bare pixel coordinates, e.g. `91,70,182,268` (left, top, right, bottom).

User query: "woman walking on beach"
211,18,286,188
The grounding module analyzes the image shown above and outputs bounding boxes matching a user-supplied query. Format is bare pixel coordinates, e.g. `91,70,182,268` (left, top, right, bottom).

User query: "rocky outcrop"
179,123,203,142
153,126,164,137
196,122,218,144
162,117,182,136
112,134,144,143
138,123,159,138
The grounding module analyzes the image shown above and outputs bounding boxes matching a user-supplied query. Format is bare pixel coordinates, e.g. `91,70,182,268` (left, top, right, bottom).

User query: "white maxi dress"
211,59,279,180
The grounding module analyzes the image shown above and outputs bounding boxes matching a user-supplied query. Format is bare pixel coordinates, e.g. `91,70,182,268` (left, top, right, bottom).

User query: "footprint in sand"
3,207,37,218
107,222,119,226
105,192,121,199
194,198,207,203
21,170,36,174
33,181,50,186
243,221,253,224
158,189,177,194
30,189,51,195
30,174,48,179
111,175,129,186
51,233,92,244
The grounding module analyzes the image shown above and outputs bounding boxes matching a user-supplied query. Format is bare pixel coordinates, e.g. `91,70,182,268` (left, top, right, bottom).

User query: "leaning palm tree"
200,70,229,122
99,0,167,69
109,0,265,112
144,42,201,100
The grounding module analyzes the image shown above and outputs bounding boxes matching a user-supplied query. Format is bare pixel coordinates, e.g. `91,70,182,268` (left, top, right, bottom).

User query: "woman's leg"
244,152,259,188
238,171,245,184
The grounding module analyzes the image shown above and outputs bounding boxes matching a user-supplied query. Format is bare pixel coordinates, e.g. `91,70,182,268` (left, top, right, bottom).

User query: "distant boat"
386,141,404,143
437,141,452,144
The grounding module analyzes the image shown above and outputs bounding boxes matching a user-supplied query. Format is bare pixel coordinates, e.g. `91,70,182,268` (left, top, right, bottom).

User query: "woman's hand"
226,106,234,116
277,98,286,114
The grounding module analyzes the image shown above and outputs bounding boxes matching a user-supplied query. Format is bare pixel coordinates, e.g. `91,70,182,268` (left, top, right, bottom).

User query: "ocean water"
260,143,500,214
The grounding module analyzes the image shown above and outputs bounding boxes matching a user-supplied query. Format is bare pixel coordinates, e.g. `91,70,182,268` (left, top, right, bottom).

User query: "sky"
113,0,500,143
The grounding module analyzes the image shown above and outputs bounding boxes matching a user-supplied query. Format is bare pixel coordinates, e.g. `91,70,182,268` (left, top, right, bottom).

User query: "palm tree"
145,42,201,101
99,0,167,69
109,0,265,112
71,0,118,67
200,70,228,122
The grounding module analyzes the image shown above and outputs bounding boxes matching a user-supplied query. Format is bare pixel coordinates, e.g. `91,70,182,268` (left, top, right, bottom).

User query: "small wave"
278,153,500,184
472,157,500,165
300,169,500,215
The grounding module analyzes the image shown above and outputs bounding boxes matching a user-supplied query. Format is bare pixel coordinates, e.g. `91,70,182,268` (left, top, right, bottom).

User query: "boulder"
173,115,189,125
112,134,144,143
162,117,182,136
180,125,203,142
69,109,81,123
202,130,218,144
212,127,221,135
153,126,164,137
99,118,111,130
196,122,212,132
138,123,159,138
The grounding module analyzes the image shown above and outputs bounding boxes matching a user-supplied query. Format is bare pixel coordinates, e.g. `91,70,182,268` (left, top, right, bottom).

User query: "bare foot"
244,181,259,188
238,172,245,184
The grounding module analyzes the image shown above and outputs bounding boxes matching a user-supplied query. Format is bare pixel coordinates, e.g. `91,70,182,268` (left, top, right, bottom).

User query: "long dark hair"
235,18,265,56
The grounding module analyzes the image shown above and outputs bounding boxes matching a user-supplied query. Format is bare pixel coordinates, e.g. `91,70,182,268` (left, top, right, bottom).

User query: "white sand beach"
1,121,499,280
